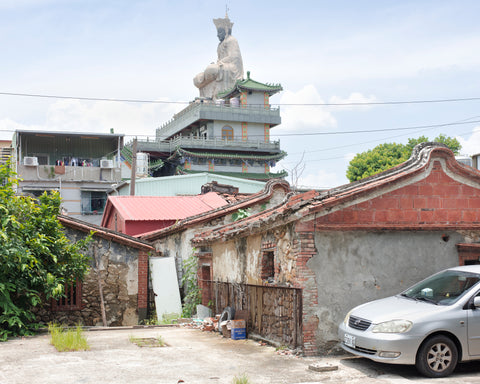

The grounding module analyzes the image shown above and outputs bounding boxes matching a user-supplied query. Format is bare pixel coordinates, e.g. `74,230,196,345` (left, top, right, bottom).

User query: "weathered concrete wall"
211,234,263,285
308,230,465,352
35,228,141,326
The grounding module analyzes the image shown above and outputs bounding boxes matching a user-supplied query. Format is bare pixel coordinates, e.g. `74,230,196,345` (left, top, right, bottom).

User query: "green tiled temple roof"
177,167,288,181
168,147,287,162
218,71,283,99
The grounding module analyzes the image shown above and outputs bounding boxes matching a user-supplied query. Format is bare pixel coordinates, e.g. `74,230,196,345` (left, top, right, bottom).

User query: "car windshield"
401,270,480,306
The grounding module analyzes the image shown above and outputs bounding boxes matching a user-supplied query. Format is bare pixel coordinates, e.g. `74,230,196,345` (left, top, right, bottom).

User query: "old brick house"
192,143,480,355
140,179,291,305
35,215,155,326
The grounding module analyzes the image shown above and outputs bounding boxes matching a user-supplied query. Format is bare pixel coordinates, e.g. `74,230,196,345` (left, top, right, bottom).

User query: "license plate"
344,334,355,348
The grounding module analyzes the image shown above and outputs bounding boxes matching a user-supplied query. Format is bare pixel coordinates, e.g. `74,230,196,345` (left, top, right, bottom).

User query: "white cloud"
0,99,183,141
0,118,42,140
458,126,480,156
344,152,357,163
298,168,346,190
273,86,379,136
328,92,377,111
45,99,180,137
274,85,337,134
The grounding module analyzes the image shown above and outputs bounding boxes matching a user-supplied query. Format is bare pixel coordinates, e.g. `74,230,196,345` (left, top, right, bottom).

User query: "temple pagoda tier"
132,71,287,181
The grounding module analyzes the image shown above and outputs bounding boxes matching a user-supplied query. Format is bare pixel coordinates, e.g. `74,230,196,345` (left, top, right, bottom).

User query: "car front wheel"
415,335,458,378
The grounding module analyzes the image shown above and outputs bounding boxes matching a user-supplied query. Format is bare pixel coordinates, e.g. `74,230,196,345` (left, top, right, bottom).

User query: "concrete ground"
2,326,480,384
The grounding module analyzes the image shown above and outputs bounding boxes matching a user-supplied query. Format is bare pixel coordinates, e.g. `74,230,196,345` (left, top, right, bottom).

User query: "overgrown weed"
48,323,89,352
232,373,250,384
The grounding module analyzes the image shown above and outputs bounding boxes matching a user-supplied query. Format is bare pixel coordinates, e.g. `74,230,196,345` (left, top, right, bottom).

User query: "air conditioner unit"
24,156,38,166
100,159,114,168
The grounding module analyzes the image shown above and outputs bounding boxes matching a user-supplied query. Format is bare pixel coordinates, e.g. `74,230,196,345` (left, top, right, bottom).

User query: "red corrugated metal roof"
107,192,228,221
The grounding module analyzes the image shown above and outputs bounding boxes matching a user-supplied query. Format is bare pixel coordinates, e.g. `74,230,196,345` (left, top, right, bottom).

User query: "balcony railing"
168,136,280,151
17,164,122,182
156,102,281,140
135,135,281,154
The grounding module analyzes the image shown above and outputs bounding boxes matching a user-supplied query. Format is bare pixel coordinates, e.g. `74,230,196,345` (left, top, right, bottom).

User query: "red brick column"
294,227,319,356
137,250,149,322
196,251,213,307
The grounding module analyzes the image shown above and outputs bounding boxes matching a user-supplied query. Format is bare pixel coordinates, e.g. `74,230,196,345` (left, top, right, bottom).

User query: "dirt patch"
129,336,166,347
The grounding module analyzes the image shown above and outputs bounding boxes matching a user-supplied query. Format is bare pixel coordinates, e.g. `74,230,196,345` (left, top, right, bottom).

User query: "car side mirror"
474,297,480,308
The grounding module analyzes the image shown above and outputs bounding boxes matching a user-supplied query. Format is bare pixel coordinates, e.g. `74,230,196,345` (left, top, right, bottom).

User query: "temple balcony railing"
168,136,281,152
155,102,281,140
135,136,281,154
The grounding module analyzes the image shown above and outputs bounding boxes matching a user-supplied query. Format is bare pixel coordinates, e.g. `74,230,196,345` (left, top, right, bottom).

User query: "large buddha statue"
193,14,244,99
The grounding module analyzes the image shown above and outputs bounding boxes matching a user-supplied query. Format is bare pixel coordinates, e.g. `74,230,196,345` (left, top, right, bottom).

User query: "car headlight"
343,310,352,325
372,320,412,333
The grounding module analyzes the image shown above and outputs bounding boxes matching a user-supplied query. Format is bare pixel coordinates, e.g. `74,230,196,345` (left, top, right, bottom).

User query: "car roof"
447,264,480,274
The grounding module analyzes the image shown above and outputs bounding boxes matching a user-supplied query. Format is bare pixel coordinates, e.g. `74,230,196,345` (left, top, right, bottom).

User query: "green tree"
346,135,462,182
0,163,91,340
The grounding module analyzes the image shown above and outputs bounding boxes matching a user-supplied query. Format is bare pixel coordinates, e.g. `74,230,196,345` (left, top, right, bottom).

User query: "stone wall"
34,228,142,326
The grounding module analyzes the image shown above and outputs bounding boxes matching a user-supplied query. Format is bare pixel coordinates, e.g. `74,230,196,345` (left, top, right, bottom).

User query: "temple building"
126,14,287,181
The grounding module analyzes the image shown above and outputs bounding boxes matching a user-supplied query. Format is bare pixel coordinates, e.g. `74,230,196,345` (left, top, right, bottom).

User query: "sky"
1,0,480,188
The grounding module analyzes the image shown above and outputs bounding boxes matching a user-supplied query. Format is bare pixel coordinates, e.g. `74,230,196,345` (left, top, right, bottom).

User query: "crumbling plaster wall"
35,228,141,326
153,228,199,286
211,234,262,285
307,230,465,352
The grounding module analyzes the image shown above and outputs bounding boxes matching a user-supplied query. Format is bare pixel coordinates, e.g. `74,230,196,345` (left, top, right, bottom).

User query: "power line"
280,115,480,156
1,116,479,140
277,97,480,106
270,119,480,137
280,128,477,166
0,92,189,105
1,91,480,107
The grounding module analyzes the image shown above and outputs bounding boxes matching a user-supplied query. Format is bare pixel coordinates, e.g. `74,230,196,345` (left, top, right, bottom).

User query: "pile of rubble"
179,306,247,340
176,316,218,332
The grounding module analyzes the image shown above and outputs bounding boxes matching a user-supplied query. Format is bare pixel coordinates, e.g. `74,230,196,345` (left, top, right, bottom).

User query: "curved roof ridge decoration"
168,147,287,162
307,142,455,206
192,143,477,245
217,71,283,100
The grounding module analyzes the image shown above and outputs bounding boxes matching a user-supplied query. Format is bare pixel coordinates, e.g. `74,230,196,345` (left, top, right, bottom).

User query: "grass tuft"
48,323,90,352
129,334,165,347
232,373,250,384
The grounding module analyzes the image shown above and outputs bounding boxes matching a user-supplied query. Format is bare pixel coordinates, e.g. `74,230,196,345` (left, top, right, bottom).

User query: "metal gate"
213,282,302,348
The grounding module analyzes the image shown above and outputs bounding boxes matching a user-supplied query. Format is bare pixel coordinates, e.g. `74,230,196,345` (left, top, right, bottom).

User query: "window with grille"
51,279,82,311
222,126,234,141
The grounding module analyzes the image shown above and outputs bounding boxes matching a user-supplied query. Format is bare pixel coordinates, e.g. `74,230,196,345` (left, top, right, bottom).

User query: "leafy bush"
181,252,201,318
0,163,91,340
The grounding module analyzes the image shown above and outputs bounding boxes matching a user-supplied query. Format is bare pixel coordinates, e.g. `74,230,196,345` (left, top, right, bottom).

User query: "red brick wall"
315,161,480,227
137,250,149,311
457,244,480,266
292,230,319,356
196,252,213,307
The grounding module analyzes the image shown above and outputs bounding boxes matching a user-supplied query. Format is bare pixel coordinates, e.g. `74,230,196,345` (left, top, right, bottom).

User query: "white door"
149,257,182,320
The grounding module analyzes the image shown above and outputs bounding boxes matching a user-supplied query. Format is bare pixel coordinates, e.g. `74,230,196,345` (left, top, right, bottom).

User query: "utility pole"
130,138,137,196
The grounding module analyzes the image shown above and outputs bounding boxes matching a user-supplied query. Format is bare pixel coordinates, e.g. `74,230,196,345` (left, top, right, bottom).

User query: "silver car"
338,265,480,377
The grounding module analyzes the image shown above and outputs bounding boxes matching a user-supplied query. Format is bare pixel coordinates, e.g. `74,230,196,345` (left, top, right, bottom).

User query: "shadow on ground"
341,355,480,381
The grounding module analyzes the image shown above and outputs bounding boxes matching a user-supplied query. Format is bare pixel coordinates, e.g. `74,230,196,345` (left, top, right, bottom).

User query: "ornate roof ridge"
217,71,283,99
192,143,475,244
170,147,287,162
